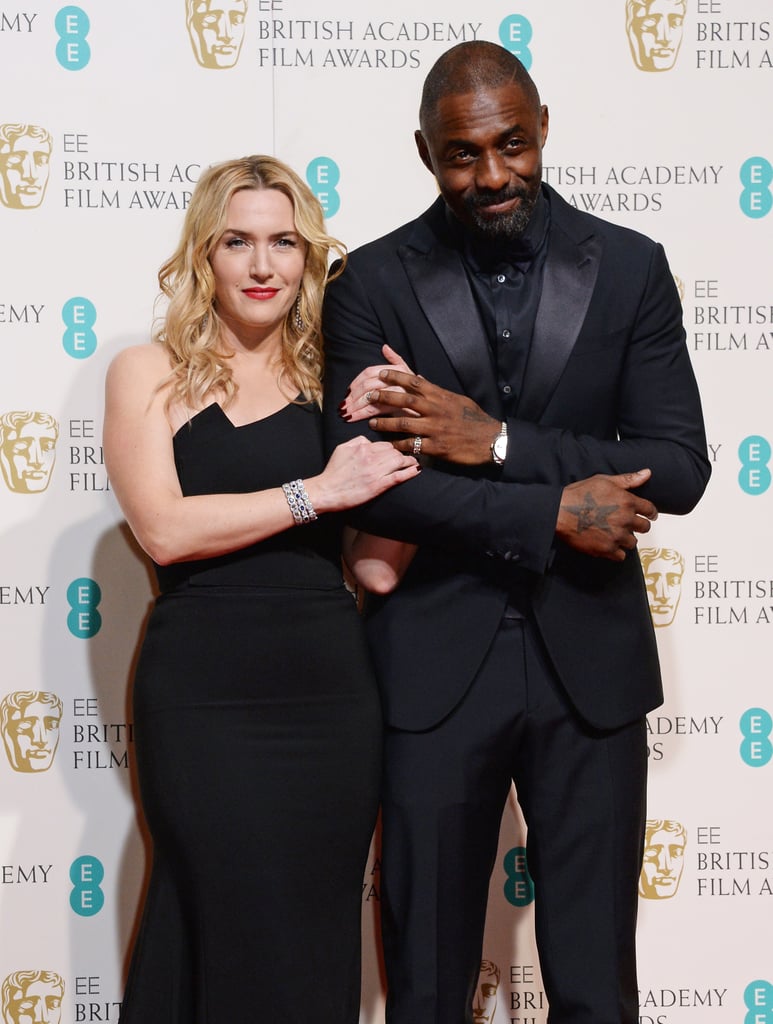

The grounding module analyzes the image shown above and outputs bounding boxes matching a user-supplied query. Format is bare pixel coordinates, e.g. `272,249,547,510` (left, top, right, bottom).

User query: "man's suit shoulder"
547,184,663,258
343,203,437,271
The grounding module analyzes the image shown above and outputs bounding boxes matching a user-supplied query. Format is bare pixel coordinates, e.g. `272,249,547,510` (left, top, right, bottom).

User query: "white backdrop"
1,2,771,1022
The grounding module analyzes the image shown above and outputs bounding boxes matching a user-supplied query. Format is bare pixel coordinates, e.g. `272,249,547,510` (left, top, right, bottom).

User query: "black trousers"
380,616,648,1024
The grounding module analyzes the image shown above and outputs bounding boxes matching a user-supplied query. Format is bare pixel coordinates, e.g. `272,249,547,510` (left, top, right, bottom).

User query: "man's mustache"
467,186,530,210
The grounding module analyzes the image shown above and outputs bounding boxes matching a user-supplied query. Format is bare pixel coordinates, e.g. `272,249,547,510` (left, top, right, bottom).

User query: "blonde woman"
104,155,418,1023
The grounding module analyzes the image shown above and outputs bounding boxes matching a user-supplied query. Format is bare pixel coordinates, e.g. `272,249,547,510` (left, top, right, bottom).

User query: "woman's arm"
342,527,417,596
103,345,419,566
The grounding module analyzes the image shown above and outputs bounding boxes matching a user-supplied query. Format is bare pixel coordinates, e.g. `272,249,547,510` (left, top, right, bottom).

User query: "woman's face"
209,187,306,347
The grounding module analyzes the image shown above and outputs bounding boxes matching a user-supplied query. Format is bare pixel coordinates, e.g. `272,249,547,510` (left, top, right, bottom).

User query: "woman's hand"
304,435,419,513
338,344,418,423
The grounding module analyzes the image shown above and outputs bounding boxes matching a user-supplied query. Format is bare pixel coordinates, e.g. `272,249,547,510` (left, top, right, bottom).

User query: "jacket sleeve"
322,258,562,574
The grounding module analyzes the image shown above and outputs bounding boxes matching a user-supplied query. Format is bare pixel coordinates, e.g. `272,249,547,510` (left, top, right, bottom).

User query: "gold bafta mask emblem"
186,0,247,68
640,547,684,627
1,971,65,1024
0,124,53,209
626,0,686,72
0,412,59,494
639,819,686,899
0,692,63,774
472,961,501,1024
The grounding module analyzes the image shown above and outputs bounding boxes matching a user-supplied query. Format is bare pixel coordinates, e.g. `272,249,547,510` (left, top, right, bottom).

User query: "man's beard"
464,184,539,241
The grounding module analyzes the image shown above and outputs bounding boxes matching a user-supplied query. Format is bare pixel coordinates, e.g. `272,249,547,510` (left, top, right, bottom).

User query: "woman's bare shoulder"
107,342,172,382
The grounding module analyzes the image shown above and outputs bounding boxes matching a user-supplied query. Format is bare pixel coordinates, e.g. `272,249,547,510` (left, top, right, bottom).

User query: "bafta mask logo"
186,0,247,68
640,547,684,627
639,819,686,899
1,692,63,774
626,0,686,72
0,411,59,494
1,971,64,1024
0,124,53,210
473,961,501,1024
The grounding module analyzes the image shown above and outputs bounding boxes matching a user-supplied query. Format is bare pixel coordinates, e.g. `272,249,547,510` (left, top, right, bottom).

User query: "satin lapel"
517,226,602,422
398,243,499,411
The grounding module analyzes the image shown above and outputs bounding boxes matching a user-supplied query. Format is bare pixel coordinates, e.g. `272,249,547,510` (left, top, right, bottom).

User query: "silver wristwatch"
491,421,508,466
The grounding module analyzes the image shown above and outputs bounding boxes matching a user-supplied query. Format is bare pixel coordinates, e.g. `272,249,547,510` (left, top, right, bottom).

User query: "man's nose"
21,154,37,182
26,440,44,467
217,13,234,41
475,151,510,193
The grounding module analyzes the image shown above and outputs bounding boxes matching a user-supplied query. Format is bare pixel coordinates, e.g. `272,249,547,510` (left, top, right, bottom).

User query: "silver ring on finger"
364,391,373,404
412,435,422,456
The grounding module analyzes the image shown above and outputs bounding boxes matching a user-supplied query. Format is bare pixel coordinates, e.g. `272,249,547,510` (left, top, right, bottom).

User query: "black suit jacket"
322,185,710,732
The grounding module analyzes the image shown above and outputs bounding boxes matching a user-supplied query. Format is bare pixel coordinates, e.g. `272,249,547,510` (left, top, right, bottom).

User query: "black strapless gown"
119,402,382,1024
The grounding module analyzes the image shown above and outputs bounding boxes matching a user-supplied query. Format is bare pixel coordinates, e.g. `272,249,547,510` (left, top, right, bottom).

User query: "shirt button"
503,385,512,395
502,329,511,339
496,273,506,284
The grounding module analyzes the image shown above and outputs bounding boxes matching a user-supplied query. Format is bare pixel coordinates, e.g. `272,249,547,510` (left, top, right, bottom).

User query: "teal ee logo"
70,855,104,915
499,15,533,69
738,435,771,495
55,7,91,70
503,845,535,907
739,157,773,219
62,297,97,359
66,578,102,638
306,157,340,218
740,707,773,767
744,979,773,1024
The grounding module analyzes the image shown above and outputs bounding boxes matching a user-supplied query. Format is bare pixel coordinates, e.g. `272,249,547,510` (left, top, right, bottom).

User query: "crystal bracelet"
281,479,318,524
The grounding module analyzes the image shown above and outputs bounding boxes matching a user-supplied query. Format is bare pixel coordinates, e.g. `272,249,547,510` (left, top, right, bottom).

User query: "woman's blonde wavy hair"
154,154,346,409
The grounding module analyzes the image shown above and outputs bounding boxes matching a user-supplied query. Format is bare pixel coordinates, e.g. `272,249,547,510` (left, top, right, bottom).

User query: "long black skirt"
119,584,382,1024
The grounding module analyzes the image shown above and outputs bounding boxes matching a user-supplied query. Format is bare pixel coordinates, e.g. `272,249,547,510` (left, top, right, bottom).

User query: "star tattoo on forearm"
563,493,619,533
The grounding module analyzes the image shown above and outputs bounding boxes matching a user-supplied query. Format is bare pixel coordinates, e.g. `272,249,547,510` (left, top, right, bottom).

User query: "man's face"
7,980,63,1024
639,827,686,898
472,978,498,1024
188,0,247,68
3,700,62,773
643,555,683,627
416,82,549,243
0,134,51,209
0,420,57,493
628,0,686,71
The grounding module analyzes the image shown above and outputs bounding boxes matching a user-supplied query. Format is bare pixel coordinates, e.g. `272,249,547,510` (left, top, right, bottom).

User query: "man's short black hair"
419,41,541,134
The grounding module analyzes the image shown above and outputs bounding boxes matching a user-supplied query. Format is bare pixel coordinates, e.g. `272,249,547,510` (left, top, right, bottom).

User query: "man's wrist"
490,421,508,466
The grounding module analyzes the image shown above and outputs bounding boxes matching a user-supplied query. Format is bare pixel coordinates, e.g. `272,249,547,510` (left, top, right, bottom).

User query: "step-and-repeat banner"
1,2,771,1022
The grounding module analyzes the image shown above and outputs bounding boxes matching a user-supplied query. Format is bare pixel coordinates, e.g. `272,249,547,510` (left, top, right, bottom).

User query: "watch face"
493,435,507,463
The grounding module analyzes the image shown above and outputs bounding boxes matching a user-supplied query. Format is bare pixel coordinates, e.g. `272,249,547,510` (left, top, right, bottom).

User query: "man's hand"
365,368,500,465
556,470,658,561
